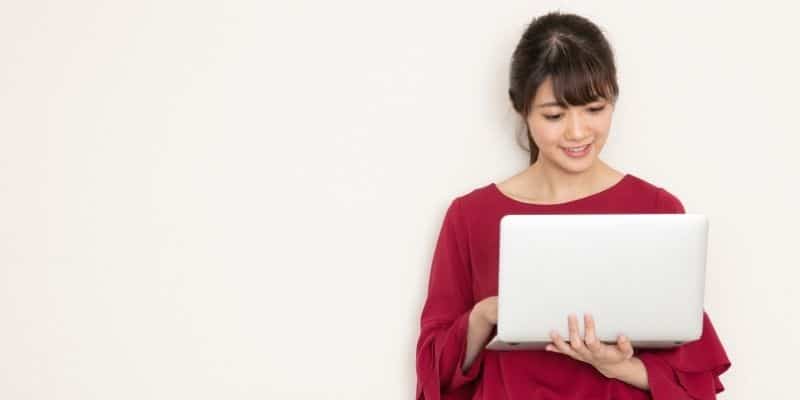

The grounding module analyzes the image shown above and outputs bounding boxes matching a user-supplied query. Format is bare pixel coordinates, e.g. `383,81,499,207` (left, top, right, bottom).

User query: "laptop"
486,213,708,351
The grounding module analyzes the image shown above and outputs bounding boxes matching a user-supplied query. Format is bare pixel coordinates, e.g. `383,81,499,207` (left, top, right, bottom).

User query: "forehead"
534,77,557,103
532,76,608,109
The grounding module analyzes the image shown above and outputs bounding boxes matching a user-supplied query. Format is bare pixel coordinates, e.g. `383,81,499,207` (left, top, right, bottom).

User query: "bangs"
525,36,618,113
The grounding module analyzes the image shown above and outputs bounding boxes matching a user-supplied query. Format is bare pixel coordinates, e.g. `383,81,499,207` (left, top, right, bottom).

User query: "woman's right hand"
471,296,498,327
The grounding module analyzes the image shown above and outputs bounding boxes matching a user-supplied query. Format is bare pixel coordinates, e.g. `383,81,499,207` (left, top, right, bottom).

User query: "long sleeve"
415,198,486,400
635,188,732,399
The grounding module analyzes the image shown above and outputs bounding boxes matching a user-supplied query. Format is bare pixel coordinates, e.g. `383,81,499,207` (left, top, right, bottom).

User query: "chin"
563,163,595,174
554,156,597,174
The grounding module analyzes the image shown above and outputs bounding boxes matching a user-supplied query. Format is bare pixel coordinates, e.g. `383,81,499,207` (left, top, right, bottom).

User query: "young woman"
414,11,731,400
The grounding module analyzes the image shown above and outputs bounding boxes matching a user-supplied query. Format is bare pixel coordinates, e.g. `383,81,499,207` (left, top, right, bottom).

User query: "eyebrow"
535,99,606,109
535,101,564,108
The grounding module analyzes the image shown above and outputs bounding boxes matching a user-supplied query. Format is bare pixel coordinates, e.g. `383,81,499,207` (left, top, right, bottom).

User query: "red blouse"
415,173,731,400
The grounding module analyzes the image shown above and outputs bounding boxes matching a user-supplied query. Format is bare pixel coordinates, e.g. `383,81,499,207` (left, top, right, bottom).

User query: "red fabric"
415,174,731,400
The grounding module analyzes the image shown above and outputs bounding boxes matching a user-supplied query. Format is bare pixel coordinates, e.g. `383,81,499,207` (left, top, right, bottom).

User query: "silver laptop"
486,213,708,351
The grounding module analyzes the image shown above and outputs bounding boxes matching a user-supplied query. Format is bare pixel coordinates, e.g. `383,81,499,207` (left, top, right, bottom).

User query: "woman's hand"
545,313,635,378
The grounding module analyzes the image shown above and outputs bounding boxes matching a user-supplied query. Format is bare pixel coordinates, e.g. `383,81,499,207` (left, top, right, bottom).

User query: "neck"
525,159,610,202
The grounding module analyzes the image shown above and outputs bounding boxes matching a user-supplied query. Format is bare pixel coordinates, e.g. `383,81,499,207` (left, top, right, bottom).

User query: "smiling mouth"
562,143,592,152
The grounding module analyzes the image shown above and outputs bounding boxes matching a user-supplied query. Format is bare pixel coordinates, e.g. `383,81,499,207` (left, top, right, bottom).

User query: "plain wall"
1,1,797,398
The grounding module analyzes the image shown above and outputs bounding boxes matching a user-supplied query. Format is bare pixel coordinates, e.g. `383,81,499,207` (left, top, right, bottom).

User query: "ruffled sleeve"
637,311,731,399
415,198,486,400
636,188,732,399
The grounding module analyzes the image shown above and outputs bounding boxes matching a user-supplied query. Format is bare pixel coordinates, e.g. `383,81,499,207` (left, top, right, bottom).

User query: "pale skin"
462,76,650,390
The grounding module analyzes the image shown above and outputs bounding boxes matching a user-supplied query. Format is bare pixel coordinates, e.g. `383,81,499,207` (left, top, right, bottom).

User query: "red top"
415,173,731,400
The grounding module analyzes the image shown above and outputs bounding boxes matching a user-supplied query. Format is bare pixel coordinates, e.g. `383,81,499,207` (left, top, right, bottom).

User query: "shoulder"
439,186,483,222
446,182,499,216
626,174,685,213
432,183,499,234
654,186,685,213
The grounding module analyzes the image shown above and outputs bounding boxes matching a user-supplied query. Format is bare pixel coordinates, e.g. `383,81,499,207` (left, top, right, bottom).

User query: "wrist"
596,358,633,380
469,305,491,329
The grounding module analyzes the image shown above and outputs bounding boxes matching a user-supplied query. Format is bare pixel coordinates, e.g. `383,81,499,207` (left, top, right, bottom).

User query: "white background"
1,1,797,399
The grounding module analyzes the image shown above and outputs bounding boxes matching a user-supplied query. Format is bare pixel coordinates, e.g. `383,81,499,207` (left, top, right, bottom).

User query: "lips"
565,144,588,152
562,142,592,151
561,142,592,158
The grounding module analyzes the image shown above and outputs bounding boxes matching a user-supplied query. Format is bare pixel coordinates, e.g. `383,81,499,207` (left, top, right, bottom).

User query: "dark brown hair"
508,11,620,165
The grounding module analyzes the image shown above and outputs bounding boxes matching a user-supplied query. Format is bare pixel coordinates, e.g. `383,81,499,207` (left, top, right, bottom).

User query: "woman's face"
525,76,614,173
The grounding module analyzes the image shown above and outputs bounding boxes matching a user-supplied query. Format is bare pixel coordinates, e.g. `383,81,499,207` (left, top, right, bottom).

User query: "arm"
630,188,732,399
463,300,495,371
415,198,486,400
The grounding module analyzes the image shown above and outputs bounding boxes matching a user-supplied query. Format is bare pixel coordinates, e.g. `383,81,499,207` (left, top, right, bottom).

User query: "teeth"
567,145,587,152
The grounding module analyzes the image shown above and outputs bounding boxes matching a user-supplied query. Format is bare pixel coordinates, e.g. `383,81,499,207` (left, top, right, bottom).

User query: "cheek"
528,122,563,146
593,114,614,134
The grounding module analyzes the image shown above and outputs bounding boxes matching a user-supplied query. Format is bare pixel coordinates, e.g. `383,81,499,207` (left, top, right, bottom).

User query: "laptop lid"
486,213,707,351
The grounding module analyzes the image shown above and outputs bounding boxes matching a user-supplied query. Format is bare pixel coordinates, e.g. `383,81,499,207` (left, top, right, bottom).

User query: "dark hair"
508,11,619,165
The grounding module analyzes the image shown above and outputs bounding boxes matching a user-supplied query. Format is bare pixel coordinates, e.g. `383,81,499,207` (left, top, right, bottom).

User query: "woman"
414,11,731,400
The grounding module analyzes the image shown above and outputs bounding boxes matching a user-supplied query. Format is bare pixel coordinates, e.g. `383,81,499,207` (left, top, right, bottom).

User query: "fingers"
568,314,592,359
584,313,602,352
549,329,581,359
617,335,635,360
568,314,581,346
548,313,635,366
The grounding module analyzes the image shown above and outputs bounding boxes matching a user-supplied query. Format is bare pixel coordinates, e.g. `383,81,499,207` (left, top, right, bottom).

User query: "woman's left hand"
545,313,635,378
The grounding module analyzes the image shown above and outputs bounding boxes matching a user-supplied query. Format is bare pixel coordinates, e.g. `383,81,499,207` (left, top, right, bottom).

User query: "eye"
544,114,563,121
588,105,606,113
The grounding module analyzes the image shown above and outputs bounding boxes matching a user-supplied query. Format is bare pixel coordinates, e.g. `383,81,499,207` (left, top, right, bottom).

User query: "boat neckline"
490,173,631,207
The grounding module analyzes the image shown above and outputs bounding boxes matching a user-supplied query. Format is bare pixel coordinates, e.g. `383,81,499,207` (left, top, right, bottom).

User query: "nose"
564,113,588,142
